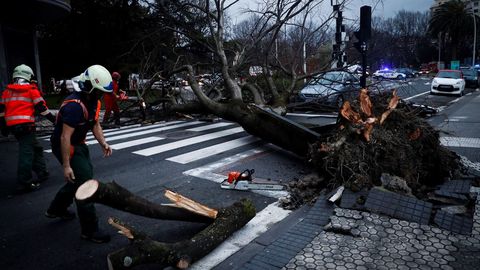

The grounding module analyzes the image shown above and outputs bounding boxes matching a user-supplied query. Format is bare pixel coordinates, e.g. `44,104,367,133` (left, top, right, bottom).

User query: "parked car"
373,69,406,80
459,68,479,87
395,68,417,78
296,71,360,106
430,70,465,96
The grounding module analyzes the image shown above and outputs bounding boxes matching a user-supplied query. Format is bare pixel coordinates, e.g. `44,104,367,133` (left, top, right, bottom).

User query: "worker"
45,65,113,243
0,64,55,193
102,71,122,126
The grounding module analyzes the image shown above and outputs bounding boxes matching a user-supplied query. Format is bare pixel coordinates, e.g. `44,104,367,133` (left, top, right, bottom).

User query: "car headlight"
432,79,438,84
454,81,463,86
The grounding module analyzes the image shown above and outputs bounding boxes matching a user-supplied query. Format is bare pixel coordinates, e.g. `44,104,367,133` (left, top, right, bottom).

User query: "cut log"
164,190,218,219
106,198,256,269
75,179,214,223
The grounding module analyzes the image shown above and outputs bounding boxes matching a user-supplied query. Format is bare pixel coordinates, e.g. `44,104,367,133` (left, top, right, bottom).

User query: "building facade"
432,0,480,15
0,0,71,90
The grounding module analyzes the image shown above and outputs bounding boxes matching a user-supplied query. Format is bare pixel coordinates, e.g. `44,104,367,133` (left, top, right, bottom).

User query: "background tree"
428,0,473,61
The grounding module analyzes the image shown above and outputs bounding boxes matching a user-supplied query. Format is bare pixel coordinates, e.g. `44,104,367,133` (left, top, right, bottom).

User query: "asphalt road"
0,76,477,270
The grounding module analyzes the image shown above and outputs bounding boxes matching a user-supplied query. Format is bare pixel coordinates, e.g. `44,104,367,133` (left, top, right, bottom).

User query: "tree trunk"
219,102,321,157
75,180,215,223
106,198,256,269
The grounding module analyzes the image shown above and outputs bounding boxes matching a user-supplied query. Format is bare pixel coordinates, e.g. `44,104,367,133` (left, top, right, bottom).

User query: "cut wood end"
75,179,99,200
176,257,191,269
164,190,218,219
108,217,134,239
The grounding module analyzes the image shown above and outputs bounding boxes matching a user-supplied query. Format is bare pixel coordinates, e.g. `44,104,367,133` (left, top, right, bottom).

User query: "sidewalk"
216,91,480,270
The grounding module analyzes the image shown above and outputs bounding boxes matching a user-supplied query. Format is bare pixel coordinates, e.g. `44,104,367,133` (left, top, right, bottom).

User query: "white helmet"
77,65,113,93
12,64,34,82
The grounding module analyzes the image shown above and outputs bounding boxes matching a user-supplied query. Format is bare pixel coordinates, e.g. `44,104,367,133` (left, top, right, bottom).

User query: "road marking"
166,136,261,164
440,137,480,148
190,202,291,270
460,155,480,172
183,148,288,198
86,120,184,140
186,122,234,131
184,148,290,269
110,136,165,150
86,121,201,145
133,127,246,156
286,113,338,118
404,90,429,101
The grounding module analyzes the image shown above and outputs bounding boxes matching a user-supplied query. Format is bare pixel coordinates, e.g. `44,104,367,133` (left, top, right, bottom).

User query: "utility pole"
353,6,372,88
473,14,477,66
331,1,346,69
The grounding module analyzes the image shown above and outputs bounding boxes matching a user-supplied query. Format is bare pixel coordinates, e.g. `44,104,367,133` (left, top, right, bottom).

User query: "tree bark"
106,198,256,269
75,180,215,223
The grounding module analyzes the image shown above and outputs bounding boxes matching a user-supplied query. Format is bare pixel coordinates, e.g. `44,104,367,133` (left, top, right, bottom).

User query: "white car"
373,69,406,80
430,70,465,96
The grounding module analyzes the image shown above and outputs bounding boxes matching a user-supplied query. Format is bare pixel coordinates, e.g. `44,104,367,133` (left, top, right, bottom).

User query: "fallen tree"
75,180,256,269
285,90,463,206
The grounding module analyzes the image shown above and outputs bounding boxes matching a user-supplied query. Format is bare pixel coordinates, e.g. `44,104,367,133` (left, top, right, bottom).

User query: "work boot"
15,182,40,194
81,230,111,243
45,208,76,220
35,171,49,184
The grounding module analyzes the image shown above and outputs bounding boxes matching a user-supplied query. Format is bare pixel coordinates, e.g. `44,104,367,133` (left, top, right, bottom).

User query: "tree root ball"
291,93,464,203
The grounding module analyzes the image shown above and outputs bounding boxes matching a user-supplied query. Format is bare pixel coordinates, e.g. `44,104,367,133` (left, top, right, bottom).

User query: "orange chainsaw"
220,169,285,191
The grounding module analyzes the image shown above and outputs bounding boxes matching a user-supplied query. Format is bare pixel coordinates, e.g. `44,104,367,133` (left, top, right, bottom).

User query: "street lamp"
472,13,477,66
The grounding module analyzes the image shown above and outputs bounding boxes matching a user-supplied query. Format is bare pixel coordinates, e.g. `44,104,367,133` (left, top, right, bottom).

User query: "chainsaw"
220,169,285,191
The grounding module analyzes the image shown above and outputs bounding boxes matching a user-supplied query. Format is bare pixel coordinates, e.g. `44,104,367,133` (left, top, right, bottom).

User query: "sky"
349,0,434,18
231,0,435,23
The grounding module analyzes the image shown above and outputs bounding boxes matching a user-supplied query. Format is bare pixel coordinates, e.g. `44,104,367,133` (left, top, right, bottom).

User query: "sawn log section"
75,179,256,269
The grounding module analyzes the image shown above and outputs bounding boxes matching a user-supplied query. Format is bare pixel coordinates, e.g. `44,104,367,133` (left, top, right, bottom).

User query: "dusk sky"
231,0,435,23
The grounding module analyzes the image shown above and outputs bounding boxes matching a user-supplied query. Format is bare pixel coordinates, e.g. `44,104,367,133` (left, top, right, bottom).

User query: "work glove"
0,118,8,137
46,112,56,124
1,127,8,137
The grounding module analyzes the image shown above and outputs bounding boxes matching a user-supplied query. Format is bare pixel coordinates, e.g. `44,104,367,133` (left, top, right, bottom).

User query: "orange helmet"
112,71,121,80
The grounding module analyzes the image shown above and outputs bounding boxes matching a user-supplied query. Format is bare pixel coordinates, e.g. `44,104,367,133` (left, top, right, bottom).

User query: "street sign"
450,60,460,70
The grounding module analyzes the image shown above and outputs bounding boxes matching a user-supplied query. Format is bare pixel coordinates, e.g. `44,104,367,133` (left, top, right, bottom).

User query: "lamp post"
472,13,477,66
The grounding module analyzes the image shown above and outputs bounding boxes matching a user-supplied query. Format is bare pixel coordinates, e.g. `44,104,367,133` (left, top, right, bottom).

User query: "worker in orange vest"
0,64,56,192
102,71,122,125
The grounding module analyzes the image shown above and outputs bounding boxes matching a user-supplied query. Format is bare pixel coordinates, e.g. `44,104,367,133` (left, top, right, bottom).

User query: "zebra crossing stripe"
186,122,234,132
86,121,202,145
166,136,260,164
440,137,480,148
133,127,245,156
110,136,165,150
85,120,185,140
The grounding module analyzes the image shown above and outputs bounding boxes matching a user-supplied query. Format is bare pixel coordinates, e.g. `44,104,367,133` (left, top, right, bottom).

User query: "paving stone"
437,179,471,194
365,188,432,224
339,189,368,210
434,210,473,235
434,189,469,202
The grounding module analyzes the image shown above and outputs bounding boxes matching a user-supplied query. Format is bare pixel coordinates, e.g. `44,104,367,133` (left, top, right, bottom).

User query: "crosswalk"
42,120,264,165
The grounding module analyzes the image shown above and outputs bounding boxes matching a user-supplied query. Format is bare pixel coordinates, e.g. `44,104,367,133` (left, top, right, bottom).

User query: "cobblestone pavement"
282,189,480,270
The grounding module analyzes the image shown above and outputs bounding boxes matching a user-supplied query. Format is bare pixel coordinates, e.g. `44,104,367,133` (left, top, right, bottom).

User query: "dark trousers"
49,144,98,234
13,126,48,186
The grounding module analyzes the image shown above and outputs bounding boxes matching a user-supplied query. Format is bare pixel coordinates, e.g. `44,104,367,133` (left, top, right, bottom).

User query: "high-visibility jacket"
0,84,47,126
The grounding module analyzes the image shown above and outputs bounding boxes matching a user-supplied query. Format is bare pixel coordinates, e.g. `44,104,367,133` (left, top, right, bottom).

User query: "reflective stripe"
40,110,51,116
4,97,34,103
33,97,45,103
5,115,35,121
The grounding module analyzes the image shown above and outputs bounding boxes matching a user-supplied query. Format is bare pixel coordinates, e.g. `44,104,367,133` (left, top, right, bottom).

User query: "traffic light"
353,6,371,53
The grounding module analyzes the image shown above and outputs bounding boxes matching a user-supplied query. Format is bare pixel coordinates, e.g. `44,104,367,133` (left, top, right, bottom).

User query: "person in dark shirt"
46,65,113,243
